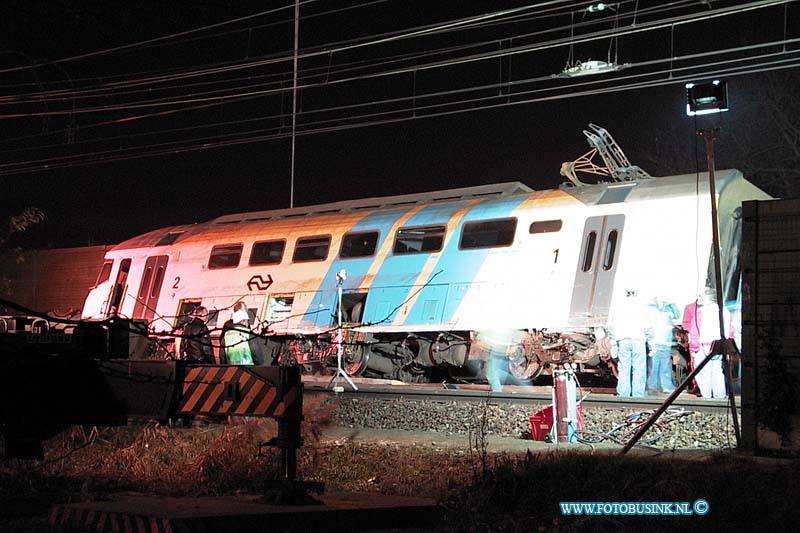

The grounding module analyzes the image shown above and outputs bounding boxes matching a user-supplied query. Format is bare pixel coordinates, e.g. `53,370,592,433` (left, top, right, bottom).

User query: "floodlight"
686,80,729,116
557,60,627,78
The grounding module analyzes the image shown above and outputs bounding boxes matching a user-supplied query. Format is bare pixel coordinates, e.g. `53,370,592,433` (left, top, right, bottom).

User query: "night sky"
1,0,798,249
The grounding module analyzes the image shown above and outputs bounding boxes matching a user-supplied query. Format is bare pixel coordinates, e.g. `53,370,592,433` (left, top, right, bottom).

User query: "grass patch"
2,397,798,532
442,451,800,531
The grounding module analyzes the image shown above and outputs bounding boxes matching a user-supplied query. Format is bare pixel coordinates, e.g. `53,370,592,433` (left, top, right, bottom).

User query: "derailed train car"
81,170,770,383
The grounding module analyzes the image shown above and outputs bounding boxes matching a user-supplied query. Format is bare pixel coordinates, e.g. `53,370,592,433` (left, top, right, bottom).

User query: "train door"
569,215,624,324
132,255,169,322
335,290,368,325
106,258,131,317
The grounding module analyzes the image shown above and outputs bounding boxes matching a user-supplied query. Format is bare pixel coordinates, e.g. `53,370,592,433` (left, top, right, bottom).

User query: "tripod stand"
328,269,358,392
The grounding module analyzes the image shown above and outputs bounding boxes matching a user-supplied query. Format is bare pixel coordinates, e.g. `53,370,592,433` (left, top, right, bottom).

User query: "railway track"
302,375,737,415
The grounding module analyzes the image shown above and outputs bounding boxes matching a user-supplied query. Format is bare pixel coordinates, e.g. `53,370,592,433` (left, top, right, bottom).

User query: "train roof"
214,169,749,225
111,169,756,251
211,181,534,225
560,168,747,205
110,182,534,250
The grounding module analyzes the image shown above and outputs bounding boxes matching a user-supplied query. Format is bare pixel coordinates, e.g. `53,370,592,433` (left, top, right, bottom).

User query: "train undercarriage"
273,327,619,385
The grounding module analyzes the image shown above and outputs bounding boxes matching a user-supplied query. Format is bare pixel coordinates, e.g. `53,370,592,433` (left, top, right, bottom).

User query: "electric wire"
0,1,320,75
574,407,693,445
0,0,591,93
0,48,796,167
0,0,714,104
3,28,794,153
1,42,797,175
0,1,789,123
0,0,578,90
0,3,692,138
0,0,794,175
2,58,798,176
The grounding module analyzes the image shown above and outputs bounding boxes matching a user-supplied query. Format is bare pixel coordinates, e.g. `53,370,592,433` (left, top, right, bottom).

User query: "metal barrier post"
260,366,324,504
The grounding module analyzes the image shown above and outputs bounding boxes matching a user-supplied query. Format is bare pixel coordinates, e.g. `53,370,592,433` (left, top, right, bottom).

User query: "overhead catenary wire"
0,0,580,90
0,0,795,175
0,0,708,105
2,54,798,173
2,35,796,158
0,32,795,151
1,51,797,176
0,0,592,92
0,0,319,75
0,0,694,105
0,0,789,121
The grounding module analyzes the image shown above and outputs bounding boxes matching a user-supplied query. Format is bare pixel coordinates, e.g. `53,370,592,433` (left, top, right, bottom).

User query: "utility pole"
698,127,741,446
289,0,299,209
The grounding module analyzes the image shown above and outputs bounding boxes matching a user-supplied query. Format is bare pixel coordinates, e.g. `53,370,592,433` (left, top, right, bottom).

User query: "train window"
267,295,294,323
602,230,619,271
108,259,131,314
340,231,379,258
393,225,446,254
95,260,113,286
175,300,200,329
293,236,331,262
340,291,368,323
108,258,131,313
150,265,165,298
138,267,153,299
209,244,243,269
156,231,184,246
582,231,597,272
529,220,562,234
174,301,219,329
460,218,517,249
250,240,285,265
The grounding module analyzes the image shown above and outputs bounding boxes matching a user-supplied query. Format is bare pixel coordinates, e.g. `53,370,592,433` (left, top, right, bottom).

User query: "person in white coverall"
608,290,653,398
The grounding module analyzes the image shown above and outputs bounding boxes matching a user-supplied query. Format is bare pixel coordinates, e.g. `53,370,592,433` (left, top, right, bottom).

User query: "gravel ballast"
332,398,739,449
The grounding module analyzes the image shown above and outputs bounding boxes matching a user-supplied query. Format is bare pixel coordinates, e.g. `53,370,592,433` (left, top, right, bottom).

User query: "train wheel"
509,357,544,381
344,346,368,376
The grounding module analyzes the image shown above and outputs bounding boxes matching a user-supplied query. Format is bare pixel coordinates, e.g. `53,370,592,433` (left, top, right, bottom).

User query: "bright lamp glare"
686,80,729,116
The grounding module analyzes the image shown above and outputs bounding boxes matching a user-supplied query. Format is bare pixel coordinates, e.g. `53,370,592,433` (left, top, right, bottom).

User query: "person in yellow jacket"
223,309,262,365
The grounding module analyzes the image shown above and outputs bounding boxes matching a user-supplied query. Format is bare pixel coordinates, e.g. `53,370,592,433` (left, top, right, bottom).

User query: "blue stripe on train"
302,194,530,330
356,196,529,327
304,207,413,328
360,201,471,325
402,195,530,326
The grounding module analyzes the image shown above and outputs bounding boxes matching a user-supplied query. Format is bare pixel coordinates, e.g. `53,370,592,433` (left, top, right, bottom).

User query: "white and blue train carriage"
81,169,770,383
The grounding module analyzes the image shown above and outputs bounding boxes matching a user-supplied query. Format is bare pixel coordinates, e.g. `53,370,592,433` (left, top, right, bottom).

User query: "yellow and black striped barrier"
49,506,173,533
174,365,301,419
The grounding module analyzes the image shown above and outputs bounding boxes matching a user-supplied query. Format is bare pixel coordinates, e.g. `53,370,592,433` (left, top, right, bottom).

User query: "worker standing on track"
180,306,214,364
646,297,679,394
223,309,262,365
691,289,734,399
608,289,652,398
218,301,248,364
